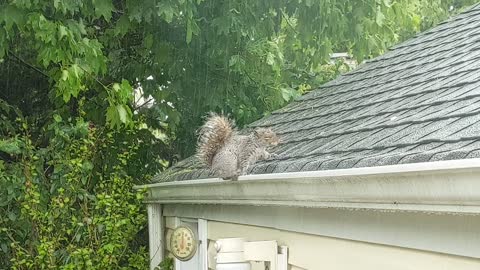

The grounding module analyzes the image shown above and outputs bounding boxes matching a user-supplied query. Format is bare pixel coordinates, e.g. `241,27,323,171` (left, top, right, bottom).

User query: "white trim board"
147,204,163,270
139,159,480,214
163,204,480,259
198,219,208,270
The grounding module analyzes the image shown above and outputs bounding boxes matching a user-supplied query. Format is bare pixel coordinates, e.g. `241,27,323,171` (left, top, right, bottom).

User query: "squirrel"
196,113,279,180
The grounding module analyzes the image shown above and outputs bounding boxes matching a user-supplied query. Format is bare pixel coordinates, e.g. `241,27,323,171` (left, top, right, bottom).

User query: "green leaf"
280,87,299,102
266,52,275,66
121,79,133,92
186,20,193,44
229,55,240,67
144,33,154,49
117,104,127,123
376,8,386,26
53,114,62,122
118,79,133,103
0,243,7,253
58,25,68,40
411,13,421,28
106,103,132,128
82,161,93,171
0,5,26,30
71,64,80,78
0,139,22,154
113,83,121,92
53,0,82,14
66,19,87,36
61,69,69,81
157,1,175,23
106,105,120,128
185,18,200,44
8,211,16,221
114,15,131,36
93,0,114,21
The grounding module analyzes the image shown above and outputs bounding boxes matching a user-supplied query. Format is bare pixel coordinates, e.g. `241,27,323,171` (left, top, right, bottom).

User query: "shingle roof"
153,4,480,183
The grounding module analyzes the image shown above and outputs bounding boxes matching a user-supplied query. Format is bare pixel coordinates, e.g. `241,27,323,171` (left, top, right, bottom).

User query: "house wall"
163,204,480,258
164,217,480,270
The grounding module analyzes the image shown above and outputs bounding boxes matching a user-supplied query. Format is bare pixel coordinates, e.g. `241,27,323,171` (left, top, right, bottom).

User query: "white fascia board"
136,158,480,214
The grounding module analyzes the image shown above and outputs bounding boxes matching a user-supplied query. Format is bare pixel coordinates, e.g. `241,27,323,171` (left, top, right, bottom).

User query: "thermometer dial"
170,225,197,261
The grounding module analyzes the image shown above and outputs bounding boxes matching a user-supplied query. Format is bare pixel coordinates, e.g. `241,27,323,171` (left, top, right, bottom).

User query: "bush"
0,111,155,269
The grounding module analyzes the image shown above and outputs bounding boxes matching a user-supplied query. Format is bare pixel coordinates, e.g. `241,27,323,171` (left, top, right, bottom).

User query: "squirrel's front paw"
222,175,238,181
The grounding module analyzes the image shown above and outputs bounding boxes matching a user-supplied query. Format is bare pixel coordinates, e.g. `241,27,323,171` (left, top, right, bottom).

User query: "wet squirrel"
196,113,279,180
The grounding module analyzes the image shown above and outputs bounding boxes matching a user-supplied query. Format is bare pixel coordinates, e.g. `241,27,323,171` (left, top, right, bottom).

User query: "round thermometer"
170,225,197,261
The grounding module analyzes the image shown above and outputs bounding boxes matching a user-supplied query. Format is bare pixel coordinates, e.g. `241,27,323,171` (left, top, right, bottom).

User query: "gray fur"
197,114,279,180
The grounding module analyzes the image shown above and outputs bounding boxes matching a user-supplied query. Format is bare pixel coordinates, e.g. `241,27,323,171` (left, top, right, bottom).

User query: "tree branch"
134,98,154,111
8,51,50,78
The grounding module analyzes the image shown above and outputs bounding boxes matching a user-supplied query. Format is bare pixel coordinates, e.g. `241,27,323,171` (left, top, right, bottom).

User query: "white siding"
208,221,480,270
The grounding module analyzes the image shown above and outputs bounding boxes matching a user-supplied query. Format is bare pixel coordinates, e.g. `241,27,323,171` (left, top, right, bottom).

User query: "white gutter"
136,158,480,214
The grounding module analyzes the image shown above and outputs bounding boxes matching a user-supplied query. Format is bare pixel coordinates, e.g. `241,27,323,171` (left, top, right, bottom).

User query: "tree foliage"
0,0,478,269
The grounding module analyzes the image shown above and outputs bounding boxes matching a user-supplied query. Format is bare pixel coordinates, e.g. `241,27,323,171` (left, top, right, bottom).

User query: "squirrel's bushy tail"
196,113,235,167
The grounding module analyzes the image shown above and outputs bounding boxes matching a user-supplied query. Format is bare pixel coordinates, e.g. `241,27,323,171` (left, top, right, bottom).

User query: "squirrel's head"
254,128,279,146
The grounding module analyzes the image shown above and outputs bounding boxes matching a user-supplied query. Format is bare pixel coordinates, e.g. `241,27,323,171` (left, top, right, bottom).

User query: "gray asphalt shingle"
153,4,480,183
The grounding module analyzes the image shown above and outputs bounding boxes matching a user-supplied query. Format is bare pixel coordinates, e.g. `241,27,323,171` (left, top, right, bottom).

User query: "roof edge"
137,158,480,215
